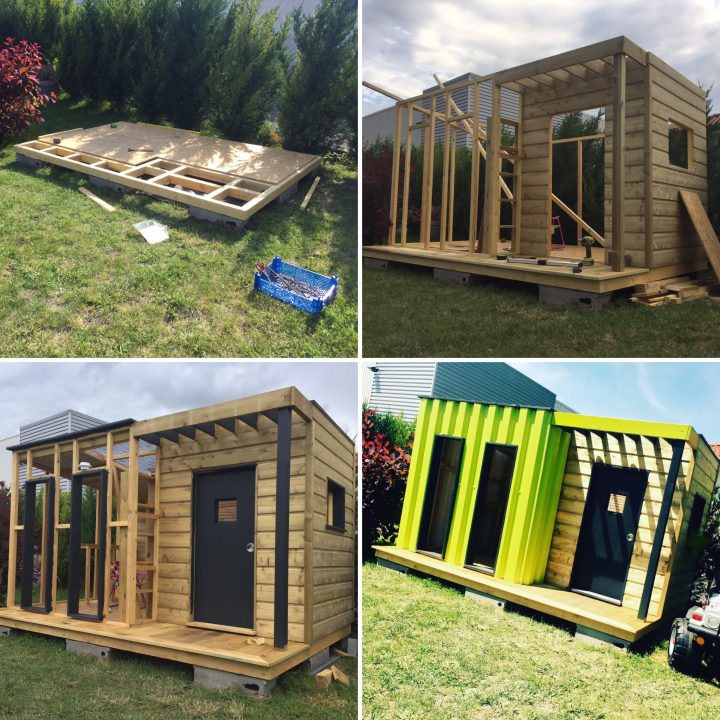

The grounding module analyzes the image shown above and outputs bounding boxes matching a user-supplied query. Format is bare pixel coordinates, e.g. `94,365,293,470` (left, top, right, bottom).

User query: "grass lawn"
363,563,720,720
0,97,357,357
0,631,356,720
362,264,720,357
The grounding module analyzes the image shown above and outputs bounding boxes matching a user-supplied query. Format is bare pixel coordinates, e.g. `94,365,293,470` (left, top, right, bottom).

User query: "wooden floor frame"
14,136,321,223
375,547,664,644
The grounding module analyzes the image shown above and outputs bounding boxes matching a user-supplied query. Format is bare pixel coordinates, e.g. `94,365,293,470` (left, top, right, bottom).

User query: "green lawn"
363,563,720,720
0,97,357,357
362,264,720,357
0,631,356,720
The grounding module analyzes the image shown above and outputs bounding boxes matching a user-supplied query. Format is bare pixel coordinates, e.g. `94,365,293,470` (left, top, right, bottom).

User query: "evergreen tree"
162,0,228,129
131,0,177,121
279,0,357,155
208,0,286,143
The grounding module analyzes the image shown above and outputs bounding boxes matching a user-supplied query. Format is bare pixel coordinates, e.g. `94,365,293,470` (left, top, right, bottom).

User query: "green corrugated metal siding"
431,362,557,410
396,397,570,585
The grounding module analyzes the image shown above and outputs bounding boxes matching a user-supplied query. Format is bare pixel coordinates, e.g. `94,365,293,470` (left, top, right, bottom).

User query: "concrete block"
277,182,298,204
376,558,409,574
66,639,114,659
87,175,126,194
306,647,341,675
0,626,13,636
575,625,630,652
538,284,614,309
188,205,246,230
433,268,473,284
363,257,388,270
193,666,276,697
16,154,46,169
465,587,506,610
339,636,358,658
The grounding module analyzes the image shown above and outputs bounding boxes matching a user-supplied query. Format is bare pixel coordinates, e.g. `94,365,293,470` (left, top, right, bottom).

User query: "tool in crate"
254,256,338,314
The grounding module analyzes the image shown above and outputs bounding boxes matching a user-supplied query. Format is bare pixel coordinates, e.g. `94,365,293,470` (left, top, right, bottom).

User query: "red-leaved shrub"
0,37,55,145
361,408,412,561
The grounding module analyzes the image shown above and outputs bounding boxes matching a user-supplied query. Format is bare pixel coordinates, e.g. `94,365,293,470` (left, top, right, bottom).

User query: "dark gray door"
192,466,255,628
570,464,647,603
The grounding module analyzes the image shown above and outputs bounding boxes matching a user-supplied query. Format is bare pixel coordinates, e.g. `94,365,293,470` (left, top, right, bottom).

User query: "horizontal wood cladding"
310,406,355,643
545,430,694,620
155,414,308,643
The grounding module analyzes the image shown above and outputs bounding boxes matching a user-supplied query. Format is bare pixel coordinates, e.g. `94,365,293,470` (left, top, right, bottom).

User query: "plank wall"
545,431,695,619
155,413,308,643
646,54,708,269
661,438,716,616
309,405,356,642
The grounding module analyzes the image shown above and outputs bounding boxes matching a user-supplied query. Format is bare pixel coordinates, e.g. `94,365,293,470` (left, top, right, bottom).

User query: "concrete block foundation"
193,666,276,697
538,284,614,308
433,268,473,284
363,257,388,270
66,639,114,659
16,154,46,169
188,205,246,229
465,587,507,610
0,626,12,636
88,175,127,194
575,625,630,652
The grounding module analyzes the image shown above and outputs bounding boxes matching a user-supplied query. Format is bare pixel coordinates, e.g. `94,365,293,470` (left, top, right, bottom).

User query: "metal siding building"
0,433,19,487
363,105,423,148
365,362,568,421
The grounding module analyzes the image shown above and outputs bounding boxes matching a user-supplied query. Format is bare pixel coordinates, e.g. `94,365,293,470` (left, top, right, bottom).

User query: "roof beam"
157,430,180,444
216,418,236,433
195,422,216,438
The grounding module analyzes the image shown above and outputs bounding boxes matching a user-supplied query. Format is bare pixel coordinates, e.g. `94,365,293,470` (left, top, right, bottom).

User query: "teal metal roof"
427,362,557,410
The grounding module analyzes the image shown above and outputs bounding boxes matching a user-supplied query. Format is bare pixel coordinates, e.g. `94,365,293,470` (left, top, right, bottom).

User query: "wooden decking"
0,606,347,679
364,243,708,293
375,546,663,643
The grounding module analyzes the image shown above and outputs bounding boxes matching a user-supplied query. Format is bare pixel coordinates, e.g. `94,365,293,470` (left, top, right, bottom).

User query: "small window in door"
327,479,346,532
607,493,626,514
216,499,237,523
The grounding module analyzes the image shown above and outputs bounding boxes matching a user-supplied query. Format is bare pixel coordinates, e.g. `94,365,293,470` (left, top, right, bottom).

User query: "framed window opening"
668,119,693,170
327,479,346,532
67,469,108,621
417,435,465,558
464,443,517,573
688,494,706,535
21,475,55,614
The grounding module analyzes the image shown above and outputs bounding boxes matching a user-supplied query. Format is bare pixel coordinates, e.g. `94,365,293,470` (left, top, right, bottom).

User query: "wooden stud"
482,82,502,255
400,105,413,246
125,431,139,625
388,104,403,245
513,93,523,254
469,82,481,252
576,139,583,241
644,56,654,269
448,125,456,245
612,52,627,272
51,444,61,609
439,92,451,251
7,452,19,608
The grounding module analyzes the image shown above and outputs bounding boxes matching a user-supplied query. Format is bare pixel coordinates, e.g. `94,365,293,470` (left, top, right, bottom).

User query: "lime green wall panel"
396,399,571,585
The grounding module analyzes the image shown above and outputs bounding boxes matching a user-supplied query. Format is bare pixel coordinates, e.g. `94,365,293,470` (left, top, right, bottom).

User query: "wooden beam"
362,80,402,102
238,413,258,431
8,452,19,607
125,433,139,625
643,57,654,269
439,92,450,251
176,427,196,441
576,140,583,241
482,82,502,254
447,126,456,244
156,430,180,444
215,418,236,434
51,445,61,609
104,433,114,619
299,176,320,211
611,52,627,272
388,104,403,245
274,407,292,649
195,422,216,437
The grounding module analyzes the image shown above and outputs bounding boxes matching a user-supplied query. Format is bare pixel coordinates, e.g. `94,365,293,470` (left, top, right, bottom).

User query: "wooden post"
7,452,20,608
39,465,48,600
482,82,502,254
401,106,413,245
104,431,114,618
51,444,61,609
439,91,450,250
611,52,627,272
643,56,654,269
125,431,139,625
421,95,436,248
468,81,481,252
388,103,403,245
576,140,583,241
151,447,160,621
513,94,523,254
448,126,456,245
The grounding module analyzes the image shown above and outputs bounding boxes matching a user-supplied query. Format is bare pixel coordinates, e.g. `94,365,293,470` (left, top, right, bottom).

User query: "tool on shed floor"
500,256,583,273
581,236,595,266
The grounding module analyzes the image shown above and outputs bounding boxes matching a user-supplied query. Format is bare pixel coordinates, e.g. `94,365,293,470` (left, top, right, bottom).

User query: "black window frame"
21,475,55,614
326,478,346,533
688,494,706,535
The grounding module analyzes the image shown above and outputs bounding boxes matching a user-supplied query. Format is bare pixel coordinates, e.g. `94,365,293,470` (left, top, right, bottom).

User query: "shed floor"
364,243,707,293
375,546,663,644
40,122,316,185
0,606,345,680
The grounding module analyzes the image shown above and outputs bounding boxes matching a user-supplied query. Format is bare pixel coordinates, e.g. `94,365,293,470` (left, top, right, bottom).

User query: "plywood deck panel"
0,607,348,680
375,546,663,642
38,122,317,185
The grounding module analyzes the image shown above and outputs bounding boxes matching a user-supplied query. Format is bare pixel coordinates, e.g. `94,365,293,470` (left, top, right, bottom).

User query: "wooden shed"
376,395,719,648
364,36,712,295
0,387,355,691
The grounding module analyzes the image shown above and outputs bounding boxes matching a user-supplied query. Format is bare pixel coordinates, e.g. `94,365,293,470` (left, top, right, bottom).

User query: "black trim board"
21,476,55,613
637,439,685,620
274,406,292,649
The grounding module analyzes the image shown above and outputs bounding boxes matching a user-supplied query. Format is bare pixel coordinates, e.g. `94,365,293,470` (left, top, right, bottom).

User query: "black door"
193,466,255,629
417,435,464,557
570,464,648,603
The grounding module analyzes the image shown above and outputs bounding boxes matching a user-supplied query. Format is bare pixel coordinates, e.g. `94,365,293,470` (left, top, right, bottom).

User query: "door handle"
246,542,255,553
626,533,635,543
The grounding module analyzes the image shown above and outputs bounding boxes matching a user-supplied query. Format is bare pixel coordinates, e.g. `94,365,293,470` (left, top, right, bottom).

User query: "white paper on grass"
133,219,169,244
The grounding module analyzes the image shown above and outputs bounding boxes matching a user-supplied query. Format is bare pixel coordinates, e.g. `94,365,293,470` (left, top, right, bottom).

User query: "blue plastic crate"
254,256,338,314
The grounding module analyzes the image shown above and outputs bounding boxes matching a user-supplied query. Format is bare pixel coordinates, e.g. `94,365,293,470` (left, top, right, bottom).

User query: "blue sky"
363,0,720,115
511,362,720,442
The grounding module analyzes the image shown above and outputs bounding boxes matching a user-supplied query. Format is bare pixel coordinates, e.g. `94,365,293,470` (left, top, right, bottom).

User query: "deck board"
375,546,664,643
364,243,708,293
0,606,320,679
